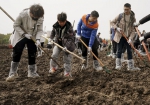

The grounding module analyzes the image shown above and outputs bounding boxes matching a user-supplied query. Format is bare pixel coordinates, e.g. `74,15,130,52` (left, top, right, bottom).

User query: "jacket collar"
53,21,72,31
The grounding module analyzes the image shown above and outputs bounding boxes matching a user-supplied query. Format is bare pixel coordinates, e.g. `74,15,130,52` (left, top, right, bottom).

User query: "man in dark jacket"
48,12,75,77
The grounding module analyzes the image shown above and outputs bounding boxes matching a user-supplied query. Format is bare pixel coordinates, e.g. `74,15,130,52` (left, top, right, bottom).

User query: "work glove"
88,47,92,55
47,38,53,49
75,35,81,40
134,22,140,27
63,47,67,52
128,38,132,44
139,36,144,42
23,34,32,39
36,40,41,46
116,27,122,33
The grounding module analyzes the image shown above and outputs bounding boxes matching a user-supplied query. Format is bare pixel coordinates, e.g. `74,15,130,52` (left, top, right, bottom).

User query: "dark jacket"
50,21,75,52
139,14,150,24
133,33,140,44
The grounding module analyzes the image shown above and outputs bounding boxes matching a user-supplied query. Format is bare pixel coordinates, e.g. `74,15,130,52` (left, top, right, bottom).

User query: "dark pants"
81,36,99,60
122,44,126,53
134,42,140,49
41,42,44,48
117,37,132,60
77,42,82,50
13,38,37,65
112,40,117,53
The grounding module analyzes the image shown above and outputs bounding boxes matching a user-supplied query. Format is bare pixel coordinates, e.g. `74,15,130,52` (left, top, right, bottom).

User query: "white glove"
36,40,41,46
63,47,67,51
134,22,140,27
48,38,53,44
116,27,122,33
139,36,144,42
76,35,81,40
24,34,32,39
128,39,132,44
88,47,92,55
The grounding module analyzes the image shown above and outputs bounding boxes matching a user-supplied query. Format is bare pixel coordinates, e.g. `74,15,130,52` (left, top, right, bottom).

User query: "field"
0,45,150,105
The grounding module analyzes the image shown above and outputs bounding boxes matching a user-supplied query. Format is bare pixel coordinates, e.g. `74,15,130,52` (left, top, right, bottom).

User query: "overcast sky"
0,0,150,39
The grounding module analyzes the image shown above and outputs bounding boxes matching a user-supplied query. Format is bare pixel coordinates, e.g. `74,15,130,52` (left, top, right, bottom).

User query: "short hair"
30,4,44,18
124,3,131,8
98,32,101,34
91,10,99,18
74,30,77,33
57,12,67,22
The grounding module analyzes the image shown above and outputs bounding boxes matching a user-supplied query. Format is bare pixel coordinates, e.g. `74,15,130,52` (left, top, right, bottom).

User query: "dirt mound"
0,46,150,105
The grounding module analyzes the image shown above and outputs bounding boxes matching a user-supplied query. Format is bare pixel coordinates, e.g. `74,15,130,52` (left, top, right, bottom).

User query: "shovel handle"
42,35,85,63
79,38,104,67
135,27,150,61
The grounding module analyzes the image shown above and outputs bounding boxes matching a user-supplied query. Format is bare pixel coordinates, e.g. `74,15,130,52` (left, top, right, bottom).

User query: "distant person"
133,32,140,49
96,32,102,49
76,10,103,71
110,27,117,58
6,4,44,82
37,33,45,57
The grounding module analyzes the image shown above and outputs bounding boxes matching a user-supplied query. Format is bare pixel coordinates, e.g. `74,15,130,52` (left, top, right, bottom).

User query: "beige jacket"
111,12,136,43
11,9,44,47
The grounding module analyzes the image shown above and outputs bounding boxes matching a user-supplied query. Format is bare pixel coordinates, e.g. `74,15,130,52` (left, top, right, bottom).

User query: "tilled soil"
0,45,150,105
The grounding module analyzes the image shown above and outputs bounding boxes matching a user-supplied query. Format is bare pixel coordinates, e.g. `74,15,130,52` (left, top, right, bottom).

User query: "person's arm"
89,29,98,47
77,19,82,36
36,18,44,40
129,18,136,40
13,13,25,36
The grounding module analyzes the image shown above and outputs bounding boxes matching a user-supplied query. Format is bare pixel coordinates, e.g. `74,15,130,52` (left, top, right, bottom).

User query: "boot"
64,70,72,77
6,61,19,82
37,51,42,57
77,49,82,55
121,53,125,62
81,56,88,70
93,60,103,71
112,53,116,59
127,59,141,71
28,64,40,77
115,58,121,70
49,60,58,73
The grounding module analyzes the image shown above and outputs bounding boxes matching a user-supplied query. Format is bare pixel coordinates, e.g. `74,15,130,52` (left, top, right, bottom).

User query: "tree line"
0,33,11,45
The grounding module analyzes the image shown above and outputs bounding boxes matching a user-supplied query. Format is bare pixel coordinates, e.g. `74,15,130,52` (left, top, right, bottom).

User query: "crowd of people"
6,3,150,82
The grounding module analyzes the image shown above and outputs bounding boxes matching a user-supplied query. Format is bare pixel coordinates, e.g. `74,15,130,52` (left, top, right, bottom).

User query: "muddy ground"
0,45,150,105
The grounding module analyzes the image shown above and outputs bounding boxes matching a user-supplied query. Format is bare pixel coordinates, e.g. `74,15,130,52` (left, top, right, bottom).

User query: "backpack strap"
117,13,123,27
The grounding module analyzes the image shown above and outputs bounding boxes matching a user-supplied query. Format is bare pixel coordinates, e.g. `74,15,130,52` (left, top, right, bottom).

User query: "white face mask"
99,36,101,38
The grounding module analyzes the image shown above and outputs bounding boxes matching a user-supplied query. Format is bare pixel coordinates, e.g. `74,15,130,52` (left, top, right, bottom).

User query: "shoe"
115,58,121,70
127,59,141,71
93,60,103,71
28,64,40,77
49,67,56,73
6,61,19,82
